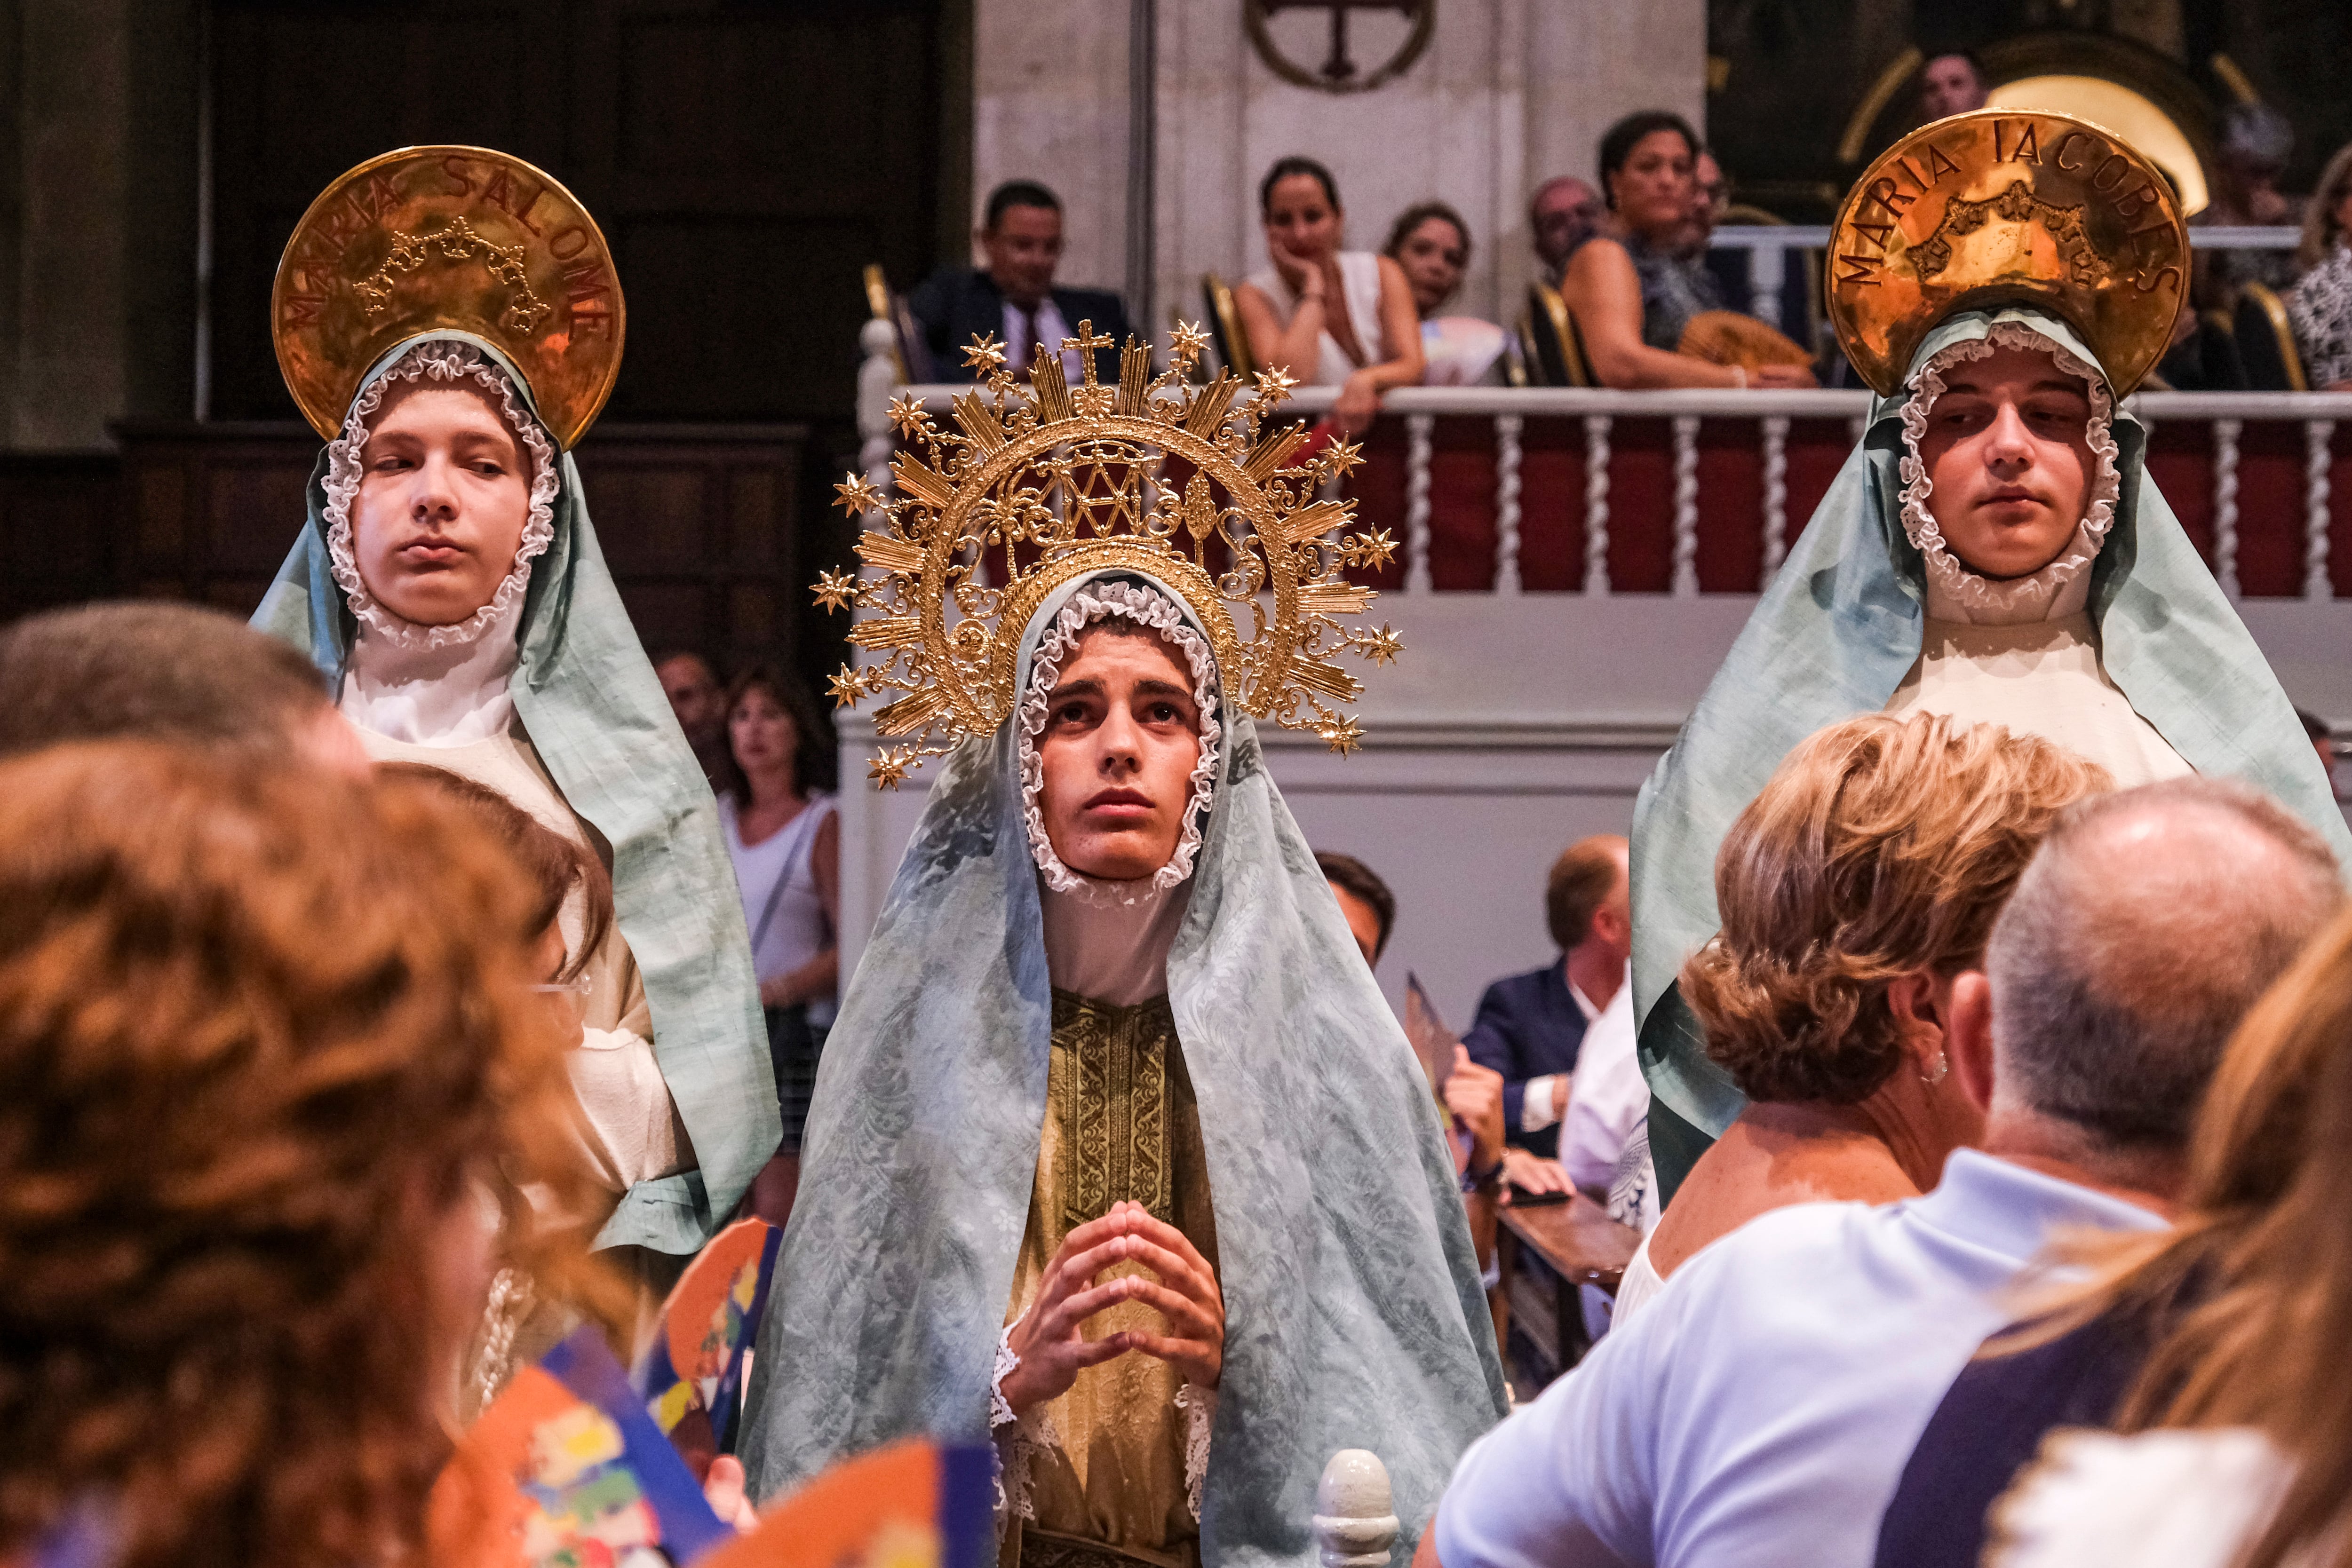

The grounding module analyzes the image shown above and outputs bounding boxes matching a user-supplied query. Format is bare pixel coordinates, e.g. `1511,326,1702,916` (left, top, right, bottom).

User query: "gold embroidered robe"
1002,990,1219,1568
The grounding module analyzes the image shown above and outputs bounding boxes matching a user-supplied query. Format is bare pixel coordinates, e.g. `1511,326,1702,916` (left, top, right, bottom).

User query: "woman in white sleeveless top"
1234,156,1423,435
715,666,838,1216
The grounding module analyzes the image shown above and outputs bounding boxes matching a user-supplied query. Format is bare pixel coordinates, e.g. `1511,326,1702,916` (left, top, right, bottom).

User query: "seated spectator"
1464,835,1630,1193
1384,201,1508,385
2149,295,2249,390
906,179,1131,385
1562,112,1814,389
654,648,731,792
1529,175,1605,287
1618,713,2105,1320
1883,900,2352,1568
1688,150,1728,251
0,601,366,772
1976,906,2352,1568
1236,156,1425,435
0,743,617,1568
2193,104,2303,307
2288,142,2352,388
1425,776,2342,1568
1318,848,1397,968
1917,49,1991,121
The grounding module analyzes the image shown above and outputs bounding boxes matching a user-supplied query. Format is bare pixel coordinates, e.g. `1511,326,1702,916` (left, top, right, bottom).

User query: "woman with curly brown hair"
1615,712,2108,1321
0,742,606,1568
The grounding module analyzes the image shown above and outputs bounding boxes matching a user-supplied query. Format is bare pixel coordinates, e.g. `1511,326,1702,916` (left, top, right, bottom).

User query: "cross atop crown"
1060,319,1117,384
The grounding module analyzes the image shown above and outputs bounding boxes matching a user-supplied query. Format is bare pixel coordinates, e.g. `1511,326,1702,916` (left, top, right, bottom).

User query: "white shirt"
1558,981,1643,1192
1434,1150,2168,1568
1519,978,1602,1135
1001,295,1081,382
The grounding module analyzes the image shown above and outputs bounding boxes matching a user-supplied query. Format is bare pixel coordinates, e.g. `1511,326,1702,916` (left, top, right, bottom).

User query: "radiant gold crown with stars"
815,320,1401,788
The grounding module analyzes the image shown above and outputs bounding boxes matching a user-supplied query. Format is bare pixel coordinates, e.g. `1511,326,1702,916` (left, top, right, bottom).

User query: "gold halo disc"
1827,110,2188,396
270,146,625,448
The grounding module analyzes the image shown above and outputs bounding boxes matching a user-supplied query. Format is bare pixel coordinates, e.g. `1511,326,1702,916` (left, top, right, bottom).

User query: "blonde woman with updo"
1613,711,2109,1321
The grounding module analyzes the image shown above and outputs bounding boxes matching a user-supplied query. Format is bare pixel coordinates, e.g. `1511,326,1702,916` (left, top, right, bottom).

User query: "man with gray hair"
1422,776,2341,1568
1873,776,2344,1567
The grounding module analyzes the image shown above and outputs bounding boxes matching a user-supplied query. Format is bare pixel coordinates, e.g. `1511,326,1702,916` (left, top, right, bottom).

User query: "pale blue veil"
741,567,1508,1566
252,330,775,1253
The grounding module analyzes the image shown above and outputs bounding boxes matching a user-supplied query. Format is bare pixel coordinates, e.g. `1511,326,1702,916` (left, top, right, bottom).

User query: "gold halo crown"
816,324,1401,788
1827,110,2188,396
272,146,625,449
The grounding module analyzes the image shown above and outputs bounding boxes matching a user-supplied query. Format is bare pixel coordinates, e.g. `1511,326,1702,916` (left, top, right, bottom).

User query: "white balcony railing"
852,317,2352,608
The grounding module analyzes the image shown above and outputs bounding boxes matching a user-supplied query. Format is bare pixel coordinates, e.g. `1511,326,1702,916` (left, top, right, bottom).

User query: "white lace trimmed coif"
1016,580,1223,906
322,340,561,650
1896,319,2123,626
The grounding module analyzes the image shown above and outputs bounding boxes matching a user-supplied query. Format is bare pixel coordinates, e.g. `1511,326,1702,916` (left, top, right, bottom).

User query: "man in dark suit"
1463,835,1631,1168
906,180,1133,384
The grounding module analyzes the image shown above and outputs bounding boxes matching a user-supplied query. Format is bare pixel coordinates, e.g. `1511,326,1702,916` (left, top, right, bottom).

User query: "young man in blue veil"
249,150,775,1314
741,329,1508,1568
1630,111,2352,1208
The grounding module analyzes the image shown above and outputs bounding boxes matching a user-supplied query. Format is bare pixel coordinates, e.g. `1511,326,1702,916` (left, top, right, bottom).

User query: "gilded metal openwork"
1827,110,2187,396
816,324,1401,789
272,146,624,450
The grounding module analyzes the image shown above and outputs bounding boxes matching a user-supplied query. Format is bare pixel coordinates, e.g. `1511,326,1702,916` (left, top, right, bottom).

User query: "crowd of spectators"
895,57,2352,414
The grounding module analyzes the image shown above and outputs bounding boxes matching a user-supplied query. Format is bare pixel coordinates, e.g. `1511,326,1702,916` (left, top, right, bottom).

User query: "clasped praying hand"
1000,1200,1224,1416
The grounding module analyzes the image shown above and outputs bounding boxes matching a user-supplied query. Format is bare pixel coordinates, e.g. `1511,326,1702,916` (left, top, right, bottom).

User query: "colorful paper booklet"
633,1217,782,1465
435,1325,734,1568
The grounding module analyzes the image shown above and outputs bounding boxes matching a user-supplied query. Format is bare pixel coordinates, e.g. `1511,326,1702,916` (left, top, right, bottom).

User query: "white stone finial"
1312,1449,1399,1568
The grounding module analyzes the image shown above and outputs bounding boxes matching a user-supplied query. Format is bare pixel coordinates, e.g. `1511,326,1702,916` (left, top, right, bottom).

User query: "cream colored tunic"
359,721,691,1217
1886,612,2192,788
1001,990,1218,1568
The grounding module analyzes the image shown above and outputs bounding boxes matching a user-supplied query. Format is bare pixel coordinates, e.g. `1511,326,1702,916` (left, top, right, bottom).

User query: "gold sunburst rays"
811,321,1397,785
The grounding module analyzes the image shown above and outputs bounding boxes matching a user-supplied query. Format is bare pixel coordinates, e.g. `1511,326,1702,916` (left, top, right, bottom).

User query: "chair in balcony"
1202,272,1256,378
861,262,935,384
2234,280,2308,392
1520,278,1594,387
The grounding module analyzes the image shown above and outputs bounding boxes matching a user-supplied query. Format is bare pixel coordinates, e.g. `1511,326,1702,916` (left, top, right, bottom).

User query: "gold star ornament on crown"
816,321,1401,786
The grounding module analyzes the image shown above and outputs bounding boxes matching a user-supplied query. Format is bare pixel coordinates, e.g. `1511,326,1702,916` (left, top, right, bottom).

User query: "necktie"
1014,305,1037,376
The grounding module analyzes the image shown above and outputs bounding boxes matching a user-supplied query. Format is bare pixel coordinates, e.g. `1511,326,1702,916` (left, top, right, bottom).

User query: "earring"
1921,1053,1950,1087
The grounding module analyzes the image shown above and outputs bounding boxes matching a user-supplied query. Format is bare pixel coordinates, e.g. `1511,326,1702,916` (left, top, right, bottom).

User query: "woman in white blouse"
1988,908,2352,1568
717,666,839,1215
1234,156,1424,435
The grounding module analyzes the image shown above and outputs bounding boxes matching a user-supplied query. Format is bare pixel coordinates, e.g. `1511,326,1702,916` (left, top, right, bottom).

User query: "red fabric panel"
1695,420,1765,593
2144,423,2216,569
2234,422,2307,597
1516,416,1590,592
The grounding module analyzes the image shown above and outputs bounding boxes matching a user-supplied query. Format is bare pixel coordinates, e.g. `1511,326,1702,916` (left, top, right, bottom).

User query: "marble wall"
968,0,1708,346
